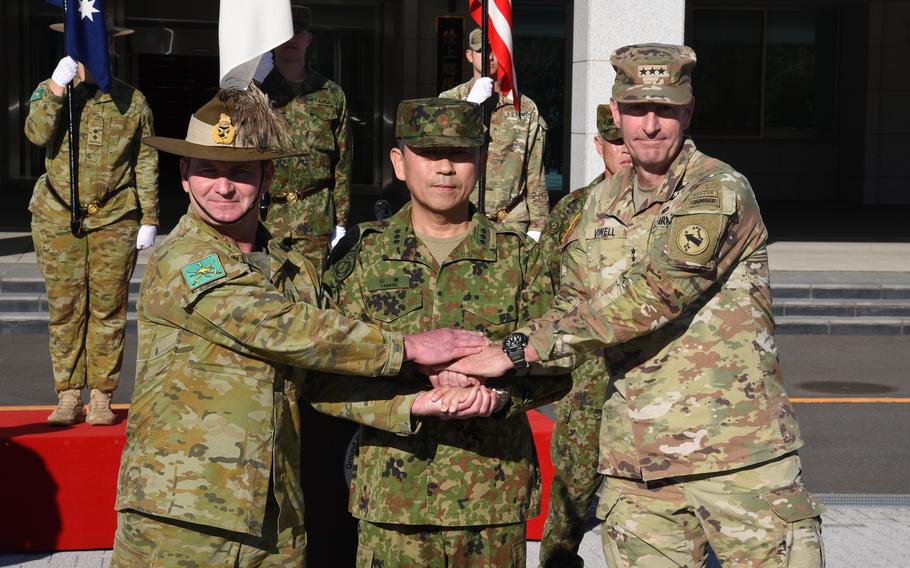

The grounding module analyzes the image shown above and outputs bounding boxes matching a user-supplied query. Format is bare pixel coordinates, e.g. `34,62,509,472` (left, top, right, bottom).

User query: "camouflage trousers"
111,508,306,567
596,453,825,567
539,357,608,567
357,520,526,568
31,213,138,393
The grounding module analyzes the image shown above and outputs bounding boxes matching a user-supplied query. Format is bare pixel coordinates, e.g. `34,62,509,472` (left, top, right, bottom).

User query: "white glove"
136,225,157,250
527,230,541,242
51,56,78,88
466,77,494,104
330,226,347,249
253,52,274,83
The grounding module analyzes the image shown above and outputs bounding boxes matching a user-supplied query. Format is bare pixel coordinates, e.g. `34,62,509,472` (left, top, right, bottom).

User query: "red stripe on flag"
468,0,520,112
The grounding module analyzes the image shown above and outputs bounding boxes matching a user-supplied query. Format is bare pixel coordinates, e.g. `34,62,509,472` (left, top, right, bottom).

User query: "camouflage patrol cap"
291,3,312,33
468,28,483,51
596,104,622,141
395,98,484,148
610,43,697,105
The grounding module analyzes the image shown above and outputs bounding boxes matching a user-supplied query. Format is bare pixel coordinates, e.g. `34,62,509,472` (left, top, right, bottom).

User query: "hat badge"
212,113,236,145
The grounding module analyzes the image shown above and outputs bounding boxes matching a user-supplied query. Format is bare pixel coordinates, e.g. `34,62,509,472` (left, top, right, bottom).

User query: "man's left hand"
136,225,157,250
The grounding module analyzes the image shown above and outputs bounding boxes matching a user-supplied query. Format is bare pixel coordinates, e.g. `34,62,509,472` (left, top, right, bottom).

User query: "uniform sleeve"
24,80,65,148
332,89,352,227
525,109,549,232
526,177,766,363
300,374,420,435
148,254,404,378
134,100,159,225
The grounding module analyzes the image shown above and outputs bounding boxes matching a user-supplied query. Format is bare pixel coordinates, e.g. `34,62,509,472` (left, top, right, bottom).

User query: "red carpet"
0,408,555,551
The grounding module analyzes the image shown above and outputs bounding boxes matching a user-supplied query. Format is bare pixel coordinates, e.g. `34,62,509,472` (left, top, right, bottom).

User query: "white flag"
219,0,293,89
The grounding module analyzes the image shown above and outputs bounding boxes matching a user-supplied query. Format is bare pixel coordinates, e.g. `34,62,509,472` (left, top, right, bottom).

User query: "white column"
570,0,686,190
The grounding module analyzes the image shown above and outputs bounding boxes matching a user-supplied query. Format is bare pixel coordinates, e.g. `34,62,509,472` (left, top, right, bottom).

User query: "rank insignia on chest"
181,254,227,290
212,113,236,145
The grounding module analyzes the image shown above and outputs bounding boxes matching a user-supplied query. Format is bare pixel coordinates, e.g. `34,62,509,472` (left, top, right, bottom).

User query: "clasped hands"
402,328,534,420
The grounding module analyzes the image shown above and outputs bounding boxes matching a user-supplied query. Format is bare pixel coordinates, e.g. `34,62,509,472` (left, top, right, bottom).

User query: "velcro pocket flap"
761,484,826,522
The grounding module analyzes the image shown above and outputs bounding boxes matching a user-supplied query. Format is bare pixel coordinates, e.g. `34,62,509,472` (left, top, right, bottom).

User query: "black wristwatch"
502,332,530,374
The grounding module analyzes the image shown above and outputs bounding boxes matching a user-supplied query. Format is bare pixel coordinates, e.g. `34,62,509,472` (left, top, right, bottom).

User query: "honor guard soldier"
305,98,570,567
442,44,825,567
256,3,352,269
25,18,159,426
111,86,488,567
538,105,630,567
440,28,549,241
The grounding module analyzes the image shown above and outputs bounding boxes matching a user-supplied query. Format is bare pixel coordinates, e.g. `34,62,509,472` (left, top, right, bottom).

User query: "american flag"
469,0,520,112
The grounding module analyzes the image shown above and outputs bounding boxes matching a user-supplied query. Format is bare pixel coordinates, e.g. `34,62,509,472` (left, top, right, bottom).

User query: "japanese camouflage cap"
611,43,697,105
143,85,300,161
395,98,484,149
50,15,134,37
596,104,622,141
291,3,312,33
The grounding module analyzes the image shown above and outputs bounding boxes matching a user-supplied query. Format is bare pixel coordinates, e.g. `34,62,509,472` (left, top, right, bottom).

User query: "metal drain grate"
816,493,910,507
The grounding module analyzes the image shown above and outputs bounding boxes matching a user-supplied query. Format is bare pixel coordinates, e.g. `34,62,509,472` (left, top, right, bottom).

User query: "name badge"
587,220,627,240
367,274,409,291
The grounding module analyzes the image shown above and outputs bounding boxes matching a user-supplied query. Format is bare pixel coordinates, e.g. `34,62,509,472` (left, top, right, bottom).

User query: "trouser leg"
32,215,88,391
85,215,138,392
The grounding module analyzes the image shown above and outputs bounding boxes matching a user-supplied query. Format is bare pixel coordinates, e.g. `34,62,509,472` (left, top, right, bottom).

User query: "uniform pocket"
761,484,825,522
363,287,422,323
303,102,338,152
355,543,375,568
595,484,623,520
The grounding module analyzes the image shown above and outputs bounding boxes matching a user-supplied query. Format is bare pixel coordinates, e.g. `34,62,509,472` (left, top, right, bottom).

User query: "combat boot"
86,388,116,426
47,388,85,426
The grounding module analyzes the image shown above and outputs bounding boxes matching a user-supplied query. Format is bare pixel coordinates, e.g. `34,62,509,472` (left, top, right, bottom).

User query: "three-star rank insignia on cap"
182,254,227,290
676,224,709,256
212,113,236,145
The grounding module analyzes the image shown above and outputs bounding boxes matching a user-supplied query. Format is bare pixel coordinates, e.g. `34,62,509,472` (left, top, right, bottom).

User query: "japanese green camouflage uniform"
305,202,570,567
537,172,609,568
113,210,413,567
521,140,825,567
24,78,158,393
439,79,548,233
260,69,351,270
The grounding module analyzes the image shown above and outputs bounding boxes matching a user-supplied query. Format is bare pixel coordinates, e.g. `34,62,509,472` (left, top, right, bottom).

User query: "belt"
46,179,130,217
268,180,331,204
486,189,527,223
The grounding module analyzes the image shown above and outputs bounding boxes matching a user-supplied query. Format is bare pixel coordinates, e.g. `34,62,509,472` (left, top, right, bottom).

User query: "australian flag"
46,0,112,92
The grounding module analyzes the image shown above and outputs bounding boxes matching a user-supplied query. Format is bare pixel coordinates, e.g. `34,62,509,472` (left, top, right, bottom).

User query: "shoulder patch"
333,250,356,281
29,87,46,102
181,254,227,290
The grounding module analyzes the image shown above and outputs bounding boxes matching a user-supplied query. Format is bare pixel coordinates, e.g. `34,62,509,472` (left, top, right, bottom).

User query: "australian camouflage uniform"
305,200,570,567
260,69,351,270
113,210,414,566
536,171,611,568
24,77,158,394
439,79,548,234
522,136,825,566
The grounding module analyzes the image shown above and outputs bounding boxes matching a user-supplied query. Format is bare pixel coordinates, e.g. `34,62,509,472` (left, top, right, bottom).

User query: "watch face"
503,333,528,352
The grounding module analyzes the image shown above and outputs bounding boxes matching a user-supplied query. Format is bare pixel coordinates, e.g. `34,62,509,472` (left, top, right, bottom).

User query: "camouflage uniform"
113,210,412,567
523,136,825,566
439,79,548,234
260,69,351,270
539,104,626,566
24,77,158,394
308,201,569,567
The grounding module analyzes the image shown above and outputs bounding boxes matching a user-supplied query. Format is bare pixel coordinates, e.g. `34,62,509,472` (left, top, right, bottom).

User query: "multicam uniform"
537,172,610,567
113,210,411,566
523,140,824,567
24,78,158,394
308,203,569,567
260,69,351,269
440,79,548,234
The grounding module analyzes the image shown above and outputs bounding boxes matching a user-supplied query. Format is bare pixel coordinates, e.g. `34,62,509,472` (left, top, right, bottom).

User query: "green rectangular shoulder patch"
29,87,46,102
181,254,227,290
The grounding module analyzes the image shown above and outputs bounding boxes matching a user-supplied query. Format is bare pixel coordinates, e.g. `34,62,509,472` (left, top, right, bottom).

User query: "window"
690,8,837,137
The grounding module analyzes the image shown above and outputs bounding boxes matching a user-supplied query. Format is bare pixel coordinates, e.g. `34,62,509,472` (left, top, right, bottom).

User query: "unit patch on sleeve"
29,87,46,102
181,254,227,290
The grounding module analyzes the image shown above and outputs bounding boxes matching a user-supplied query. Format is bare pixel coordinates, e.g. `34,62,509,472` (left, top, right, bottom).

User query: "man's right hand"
466,77,494,104
403,329,489,366
51,56,78,93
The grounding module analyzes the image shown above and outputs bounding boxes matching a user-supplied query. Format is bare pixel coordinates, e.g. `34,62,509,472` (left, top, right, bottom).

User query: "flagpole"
477,0,489,217
62,0,82,236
